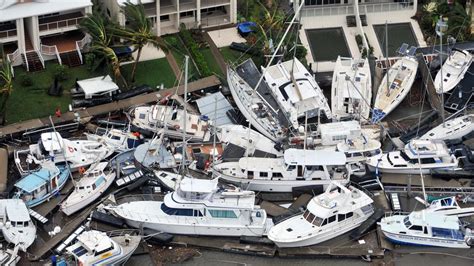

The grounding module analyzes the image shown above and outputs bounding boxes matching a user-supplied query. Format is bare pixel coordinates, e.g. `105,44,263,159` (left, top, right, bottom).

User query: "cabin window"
193,210,203,217
260,172,268,177
403,216,412,227
303,210,310,219
208,209,237,218
306,165,324,171
273,172,283,178
328,215,336,223
248,171,254,177
287,165,296,171
432,227,464,240
312,216,324,226
139,113,146,119
346,212,353,218
160,203,194,216
96,246,114,256
111,136,121,140
338,214,346,222
410,225,423,231
321,219,328,226
332,135,346,142
305,212,315,223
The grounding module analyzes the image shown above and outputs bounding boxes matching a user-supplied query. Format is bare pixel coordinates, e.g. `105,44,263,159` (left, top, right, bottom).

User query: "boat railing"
383,211,410,218
106,228,140,238
115,193,165,205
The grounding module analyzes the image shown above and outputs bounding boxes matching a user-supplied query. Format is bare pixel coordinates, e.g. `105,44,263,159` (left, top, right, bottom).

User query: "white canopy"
77,75,119,99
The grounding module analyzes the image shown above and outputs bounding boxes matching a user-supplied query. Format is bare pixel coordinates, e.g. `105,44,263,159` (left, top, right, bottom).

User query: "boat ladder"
390,193,402,211
28,209,48,224
55,225,86,254
115,170,144,187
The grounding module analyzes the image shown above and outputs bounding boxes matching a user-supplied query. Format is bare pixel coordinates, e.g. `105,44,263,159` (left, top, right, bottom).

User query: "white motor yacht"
65,230,141,265
380,210,473,248
421,114,474,141
227,62,286,142
366,139,458,174
372,45,418,123
268,182,374,247
130,104,212,142
212,149,350,192
0,199,36,251
108,177,272,236
332,56,372,121
434,49,473,94
263,58,332,124
14,132,114,175
61,162,116,216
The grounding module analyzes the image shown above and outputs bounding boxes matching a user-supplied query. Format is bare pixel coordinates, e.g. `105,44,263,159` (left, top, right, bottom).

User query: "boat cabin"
404,139,451,160
319,121,362,146
282,149,348,178
67,230,117,261
0,200,31,228
401,212,466,241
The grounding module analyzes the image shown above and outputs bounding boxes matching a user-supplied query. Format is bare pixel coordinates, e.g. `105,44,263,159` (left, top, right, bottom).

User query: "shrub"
19,73,33,87
179,26,212,77
355,34,363,46
53,65,69,81
84,53,96,71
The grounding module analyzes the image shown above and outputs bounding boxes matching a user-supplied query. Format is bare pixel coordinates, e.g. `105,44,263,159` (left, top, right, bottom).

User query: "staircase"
22,51,44,72
60,51,82,67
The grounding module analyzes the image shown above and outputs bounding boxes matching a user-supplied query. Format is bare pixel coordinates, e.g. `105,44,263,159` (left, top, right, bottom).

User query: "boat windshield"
432,227,464,240
303,210,324,226
403,216,412,228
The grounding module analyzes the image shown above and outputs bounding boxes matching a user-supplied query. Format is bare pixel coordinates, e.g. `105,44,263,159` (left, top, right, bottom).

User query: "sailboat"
332,56,372,121
434,49,473,94
85,127,144,152
421,113,474,141
372,43,419,123
263,57,332,125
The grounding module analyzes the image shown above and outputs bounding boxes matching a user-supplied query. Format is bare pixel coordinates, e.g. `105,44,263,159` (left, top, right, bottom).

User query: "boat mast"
181,56,189,175
212,94,218,166
385,21,390,95
436,17,447,128
416,146,428,204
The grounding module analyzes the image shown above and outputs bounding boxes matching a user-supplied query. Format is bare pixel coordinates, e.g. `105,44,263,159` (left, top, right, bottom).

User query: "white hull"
382,230,470,248
367,164,456,175
273,214,369,248
217,172,346,192
434,50,472,94
124,218,267,237
421,114,474,141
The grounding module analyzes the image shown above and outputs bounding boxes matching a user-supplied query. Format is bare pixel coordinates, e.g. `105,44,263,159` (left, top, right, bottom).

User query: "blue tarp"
237,22,257,35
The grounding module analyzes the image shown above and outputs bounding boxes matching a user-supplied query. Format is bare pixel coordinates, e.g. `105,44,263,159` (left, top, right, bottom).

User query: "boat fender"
68,146,74,153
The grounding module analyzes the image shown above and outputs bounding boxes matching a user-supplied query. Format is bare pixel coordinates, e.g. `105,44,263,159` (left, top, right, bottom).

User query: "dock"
0,75,221,140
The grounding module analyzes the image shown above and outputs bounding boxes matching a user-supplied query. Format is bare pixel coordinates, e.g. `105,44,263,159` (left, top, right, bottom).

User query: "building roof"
4,199,30,222
195,92,233,126
77,75,119,98
0,0,92,22
283,149,346,165
15,167,58,193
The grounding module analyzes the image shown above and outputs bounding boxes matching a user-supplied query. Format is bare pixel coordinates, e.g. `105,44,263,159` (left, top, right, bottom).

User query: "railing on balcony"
200,14,231,28
201,0,231,8
39,16,84,32
301,2,413,17
0,28,17,39
75,34,91,65
75,42,83,64
41,44,62,65
6,49,20,77
22,48,29,72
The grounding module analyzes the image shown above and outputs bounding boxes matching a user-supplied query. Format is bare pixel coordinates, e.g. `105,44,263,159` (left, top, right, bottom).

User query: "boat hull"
381,230,470,248
367,164,456,175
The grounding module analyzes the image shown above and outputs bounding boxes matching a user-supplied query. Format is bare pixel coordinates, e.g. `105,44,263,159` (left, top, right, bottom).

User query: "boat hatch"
72,246,88,257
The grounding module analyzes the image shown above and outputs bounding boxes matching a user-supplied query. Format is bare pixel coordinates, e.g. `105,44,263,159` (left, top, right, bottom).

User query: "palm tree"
446,3,472,42
79,13,128,88
0,54,13,125
114,2,167,82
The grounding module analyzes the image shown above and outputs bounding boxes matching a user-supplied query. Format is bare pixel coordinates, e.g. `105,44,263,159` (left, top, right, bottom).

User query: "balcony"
0,23,17,39
160,0,177,15
39,11,84,32
201,0,231,9
180,0,197,12
200,13,230,28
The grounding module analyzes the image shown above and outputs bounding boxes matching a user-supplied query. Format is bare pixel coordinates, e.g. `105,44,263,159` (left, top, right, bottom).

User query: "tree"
79,12,128,88
0,52,13,125
446,3,472,42
114,2,167,82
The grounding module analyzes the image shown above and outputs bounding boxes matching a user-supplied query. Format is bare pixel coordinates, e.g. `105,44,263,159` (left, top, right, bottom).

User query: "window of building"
208,209,237,218
160,15,170,22
201,6,226,16
180,11,194,18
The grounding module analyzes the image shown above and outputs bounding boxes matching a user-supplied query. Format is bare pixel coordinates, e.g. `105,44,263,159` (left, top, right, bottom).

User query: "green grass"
219,46,264,68
200,48,223,78
6,62,103,124
162,34,200,81
122,58,176,89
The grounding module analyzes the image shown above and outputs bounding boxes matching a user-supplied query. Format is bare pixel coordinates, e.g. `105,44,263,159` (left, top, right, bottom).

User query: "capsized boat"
14,161,70,207
227,61,286,142
421,114,474,141
85,128,144,152
372,45,418,123
212,149,350,192
434,49,473,94
366,139,458,174
0,199,36,251
129,104,212,142
332,56,372,121
268,182,374,247
14,132,114,175
65,230,141,265
107,177,272,236
263,57,332,124
61,162,116,216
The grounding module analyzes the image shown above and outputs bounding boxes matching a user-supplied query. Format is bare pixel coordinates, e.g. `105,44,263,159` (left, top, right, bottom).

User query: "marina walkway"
0,75,221,140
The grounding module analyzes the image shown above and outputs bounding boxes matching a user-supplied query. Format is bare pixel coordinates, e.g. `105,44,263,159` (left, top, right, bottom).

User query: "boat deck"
236,60,290,128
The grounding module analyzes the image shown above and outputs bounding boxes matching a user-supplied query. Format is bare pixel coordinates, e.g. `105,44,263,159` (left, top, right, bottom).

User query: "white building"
101,0,237,36
0,0,93,72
